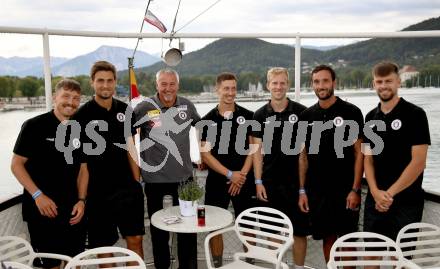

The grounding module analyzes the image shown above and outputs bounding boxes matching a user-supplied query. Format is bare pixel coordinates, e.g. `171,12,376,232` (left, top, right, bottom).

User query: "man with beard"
363,62,430,253
74,61,145,259
11,79,87,269
298,64,364,263
252,67,309,269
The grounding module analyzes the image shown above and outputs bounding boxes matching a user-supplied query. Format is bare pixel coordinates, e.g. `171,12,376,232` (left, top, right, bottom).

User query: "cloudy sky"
0,0,439,58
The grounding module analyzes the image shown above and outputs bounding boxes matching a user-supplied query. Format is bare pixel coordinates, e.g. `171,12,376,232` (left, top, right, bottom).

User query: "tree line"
2,65,440,98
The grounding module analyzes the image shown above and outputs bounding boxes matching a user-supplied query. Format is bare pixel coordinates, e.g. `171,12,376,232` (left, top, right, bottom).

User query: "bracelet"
255,179,263,185
351,188,361,195
32,190,42,200
78,198,87,204
299,188,306,195
226,170,233,179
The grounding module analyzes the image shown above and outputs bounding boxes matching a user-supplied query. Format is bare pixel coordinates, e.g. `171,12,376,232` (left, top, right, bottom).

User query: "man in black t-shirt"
11,79,87,269
298,65,364,263
199,72,255,267
74,61,144,259
363,61,430,243
252,67,309,269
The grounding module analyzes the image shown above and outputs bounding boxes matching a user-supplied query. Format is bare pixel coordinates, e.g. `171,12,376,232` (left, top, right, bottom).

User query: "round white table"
151,205,233,233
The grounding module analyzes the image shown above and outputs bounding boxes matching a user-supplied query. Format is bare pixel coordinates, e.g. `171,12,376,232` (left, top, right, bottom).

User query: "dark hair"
216,72,237,87
372,61,399,77
55,78,81,93
311,65,336,81
90,61,116,80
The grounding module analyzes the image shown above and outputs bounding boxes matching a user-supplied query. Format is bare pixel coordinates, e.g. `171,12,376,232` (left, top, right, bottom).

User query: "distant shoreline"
2,87,436,111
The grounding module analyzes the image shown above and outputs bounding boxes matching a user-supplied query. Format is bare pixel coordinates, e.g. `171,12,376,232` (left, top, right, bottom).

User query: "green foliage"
178,180,204,201
19,77,41,98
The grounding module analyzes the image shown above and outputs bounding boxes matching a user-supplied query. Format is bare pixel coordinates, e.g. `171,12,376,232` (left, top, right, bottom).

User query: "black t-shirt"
364,98,430,204
73,98,137,197
301,97,364,195
251,98,307,185
13,111,82,220
200,103,254,182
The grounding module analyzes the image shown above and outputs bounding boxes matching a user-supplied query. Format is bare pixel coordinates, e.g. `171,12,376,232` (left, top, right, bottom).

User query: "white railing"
1,25,440,109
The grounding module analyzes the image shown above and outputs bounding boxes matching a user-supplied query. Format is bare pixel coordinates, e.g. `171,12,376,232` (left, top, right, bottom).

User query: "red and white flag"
129,66,140,100
144,10,167,33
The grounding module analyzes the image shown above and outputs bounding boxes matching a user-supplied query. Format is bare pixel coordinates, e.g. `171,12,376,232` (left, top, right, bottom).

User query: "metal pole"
42,32,52,111
294,36,301,102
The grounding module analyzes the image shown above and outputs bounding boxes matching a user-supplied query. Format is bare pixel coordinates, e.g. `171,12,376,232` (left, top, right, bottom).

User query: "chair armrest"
276,238,293,268
403,258,422,269
204,226,235,269
34,252,72,263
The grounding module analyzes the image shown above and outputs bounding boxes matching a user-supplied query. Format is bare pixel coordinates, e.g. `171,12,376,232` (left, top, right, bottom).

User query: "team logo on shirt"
288,114,298,124
236,116,246,124
391,119,402,130
179,111,187,120
72,138,81,149
116,112,125,122
333,116,344,127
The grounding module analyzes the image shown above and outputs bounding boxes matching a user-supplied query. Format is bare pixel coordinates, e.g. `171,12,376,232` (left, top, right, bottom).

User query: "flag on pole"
144,10,167,33
129,66,140,100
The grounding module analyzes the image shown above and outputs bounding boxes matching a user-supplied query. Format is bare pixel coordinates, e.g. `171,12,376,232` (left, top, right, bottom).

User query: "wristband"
255,179,263,185
351,188,361,195
78,198,87,204
299,188,306,195
226,170,233,179
32,190,42,200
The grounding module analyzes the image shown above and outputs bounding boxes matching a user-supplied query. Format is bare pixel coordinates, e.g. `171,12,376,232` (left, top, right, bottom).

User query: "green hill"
137,38,323,76
321,16,440,68
131,16,440,77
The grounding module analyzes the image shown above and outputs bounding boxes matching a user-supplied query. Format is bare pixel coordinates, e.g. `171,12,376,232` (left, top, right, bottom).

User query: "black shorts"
259,182,310,237
26,208,86,268
363,195,423,241
308,191,359,240
204,175,256,218
86,182,145,248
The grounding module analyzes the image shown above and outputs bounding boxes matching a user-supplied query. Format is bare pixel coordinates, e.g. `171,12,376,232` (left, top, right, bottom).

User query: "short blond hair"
267,67,289,83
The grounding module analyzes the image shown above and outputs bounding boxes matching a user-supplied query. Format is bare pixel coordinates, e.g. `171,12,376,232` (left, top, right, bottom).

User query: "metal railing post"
295,36,301,102
43,32,52,111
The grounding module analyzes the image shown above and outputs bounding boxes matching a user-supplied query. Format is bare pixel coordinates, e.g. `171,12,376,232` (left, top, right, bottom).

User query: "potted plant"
177,180,204,217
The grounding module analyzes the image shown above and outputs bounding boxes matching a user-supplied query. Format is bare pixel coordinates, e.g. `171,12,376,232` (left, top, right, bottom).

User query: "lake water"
1,87,439,202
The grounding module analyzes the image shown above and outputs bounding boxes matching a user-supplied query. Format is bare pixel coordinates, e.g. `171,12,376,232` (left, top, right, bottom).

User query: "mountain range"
1,16,439,78
0,45,160,77
136,16,440,76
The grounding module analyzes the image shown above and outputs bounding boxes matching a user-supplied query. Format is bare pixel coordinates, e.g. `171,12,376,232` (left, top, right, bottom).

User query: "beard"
378,88,395,102
316,87,334,100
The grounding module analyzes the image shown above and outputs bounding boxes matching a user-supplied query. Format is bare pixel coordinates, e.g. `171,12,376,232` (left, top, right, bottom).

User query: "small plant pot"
178,199,198,217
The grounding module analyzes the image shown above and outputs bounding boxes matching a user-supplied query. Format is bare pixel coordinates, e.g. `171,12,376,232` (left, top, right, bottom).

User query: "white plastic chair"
0,236,72,266
397,222,440,268
63,246,146,269
204,207,294,269
2,261,34,269
327,231,421,269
